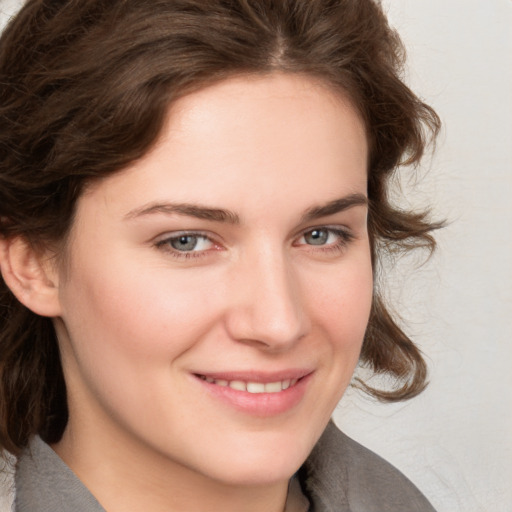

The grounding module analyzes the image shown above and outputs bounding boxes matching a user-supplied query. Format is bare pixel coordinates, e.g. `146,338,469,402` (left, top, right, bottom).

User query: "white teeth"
264,381,282,393
201,375,300,393
247,382,265,393
229,380,246,391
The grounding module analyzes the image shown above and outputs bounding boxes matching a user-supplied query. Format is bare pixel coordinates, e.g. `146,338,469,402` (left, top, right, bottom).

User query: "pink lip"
192,369,313,417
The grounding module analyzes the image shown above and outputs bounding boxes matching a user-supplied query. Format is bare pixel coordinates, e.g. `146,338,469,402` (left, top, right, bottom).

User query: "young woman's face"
53,73,372,487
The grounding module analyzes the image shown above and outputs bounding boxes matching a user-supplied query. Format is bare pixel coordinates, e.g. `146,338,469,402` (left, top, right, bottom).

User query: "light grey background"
1,1,511,511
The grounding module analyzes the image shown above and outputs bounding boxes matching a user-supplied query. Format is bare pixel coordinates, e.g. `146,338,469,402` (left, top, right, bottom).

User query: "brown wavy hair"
0,0,441,456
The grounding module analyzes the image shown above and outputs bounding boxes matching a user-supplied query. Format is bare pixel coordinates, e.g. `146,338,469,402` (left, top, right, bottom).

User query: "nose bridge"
226,244,308,349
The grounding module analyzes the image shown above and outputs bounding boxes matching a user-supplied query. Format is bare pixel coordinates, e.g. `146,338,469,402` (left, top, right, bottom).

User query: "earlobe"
0,236,62,317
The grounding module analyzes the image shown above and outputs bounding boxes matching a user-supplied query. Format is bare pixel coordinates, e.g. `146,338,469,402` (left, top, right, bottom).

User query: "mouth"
196,375,300,394
192,370,312,416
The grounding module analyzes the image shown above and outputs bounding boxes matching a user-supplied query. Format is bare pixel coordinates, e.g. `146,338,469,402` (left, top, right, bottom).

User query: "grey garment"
300,421,436,512
14,421,435,512
15,437,104,512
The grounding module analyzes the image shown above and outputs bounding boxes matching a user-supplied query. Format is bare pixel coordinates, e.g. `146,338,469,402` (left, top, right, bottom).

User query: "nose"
223,246,310,351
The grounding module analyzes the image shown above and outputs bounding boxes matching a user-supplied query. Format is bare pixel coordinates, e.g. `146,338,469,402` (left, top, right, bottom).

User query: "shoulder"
14,436,105,512
300,421,436,512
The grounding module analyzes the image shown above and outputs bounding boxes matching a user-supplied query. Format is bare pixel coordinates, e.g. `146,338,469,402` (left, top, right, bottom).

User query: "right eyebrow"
124,202,241,224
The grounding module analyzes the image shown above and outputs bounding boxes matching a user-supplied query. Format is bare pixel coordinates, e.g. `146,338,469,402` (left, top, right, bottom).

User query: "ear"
0,236,62,317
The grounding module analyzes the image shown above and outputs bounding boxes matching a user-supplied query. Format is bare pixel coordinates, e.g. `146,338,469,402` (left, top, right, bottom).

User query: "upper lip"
193,369,313,383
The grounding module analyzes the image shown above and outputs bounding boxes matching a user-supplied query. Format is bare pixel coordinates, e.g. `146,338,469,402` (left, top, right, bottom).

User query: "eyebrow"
124,193,367,224
300,193,368,223
124,202,240,224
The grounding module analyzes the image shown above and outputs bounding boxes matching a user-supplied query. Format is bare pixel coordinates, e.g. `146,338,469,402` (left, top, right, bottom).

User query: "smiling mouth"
196,375,300,394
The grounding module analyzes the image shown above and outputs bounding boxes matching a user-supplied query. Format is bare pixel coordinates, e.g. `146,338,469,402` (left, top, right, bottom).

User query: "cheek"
309,260,373,341
56,261,225,434
57,257,222,391
305,254,373,398
78,285,196,349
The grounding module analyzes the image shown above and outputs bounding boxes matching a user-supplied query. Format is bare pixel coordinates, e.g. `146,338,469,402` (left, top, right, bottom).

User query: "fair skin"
1,73,372,512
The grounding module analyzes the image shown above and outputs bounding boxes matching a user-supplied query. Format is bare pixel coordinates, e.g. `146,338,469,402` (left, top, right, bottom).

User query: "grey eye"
303,229,329,245
158,233,214,255
170,235,200,251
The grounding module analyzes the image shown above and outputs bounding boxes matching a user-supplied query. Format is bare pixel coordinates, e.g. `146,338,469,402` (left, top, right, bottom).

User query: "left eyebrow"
301,193,368,223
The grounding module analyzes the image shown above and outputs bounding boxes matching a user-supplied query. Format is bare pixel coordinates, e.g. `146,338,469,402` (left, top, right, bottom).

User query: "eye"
302,228,331,246
298,227,351,247
293,226,355,257
169,234,211,252
155,232,215,256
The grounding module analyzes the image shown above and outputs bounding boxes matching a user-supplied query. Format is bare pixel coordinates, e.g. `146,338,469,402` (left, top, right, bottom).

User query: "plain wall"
1,1,511,511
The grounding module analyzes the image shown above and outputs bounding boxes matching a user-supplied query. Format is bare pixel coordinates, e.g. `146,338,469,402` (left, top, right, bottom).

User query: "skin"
42,73,371,512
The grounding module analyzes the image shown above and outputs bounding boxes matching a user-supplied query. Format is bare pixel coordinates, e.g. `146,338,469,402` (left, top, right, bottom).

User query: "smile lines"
197,375,299,393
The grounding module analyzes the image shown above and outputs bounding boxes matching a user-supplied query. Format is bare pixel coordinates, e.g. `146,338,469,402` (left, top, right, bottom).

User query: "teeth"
264,382,282,393
229,380,246,391
201,375,300,393
247,382,265,393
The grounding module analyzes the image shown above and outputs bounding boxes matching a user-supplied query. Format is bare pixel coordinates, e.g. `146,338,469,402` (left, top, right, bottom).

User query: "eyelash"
154,227,355,260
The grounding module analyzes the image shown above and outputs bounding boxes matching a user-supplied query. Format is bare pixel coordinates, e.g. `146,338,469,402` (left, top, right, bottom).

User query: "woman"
0,1,440,511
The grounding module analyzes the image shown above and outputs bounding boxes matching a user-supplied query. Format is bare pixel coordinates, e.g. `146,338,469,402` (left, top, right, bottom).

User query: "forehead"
162,72,367,172
80,73,368,221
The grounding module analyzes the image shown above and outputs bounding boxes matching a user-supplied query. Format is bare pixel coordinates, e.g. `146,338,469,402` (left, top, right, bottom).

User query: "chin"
205,455,303,487
188,427,317,487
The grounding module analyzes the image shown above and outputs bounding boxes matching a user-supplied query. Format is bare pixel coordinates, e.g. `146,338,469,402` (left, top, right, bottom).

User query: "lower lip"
195,374,312,417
